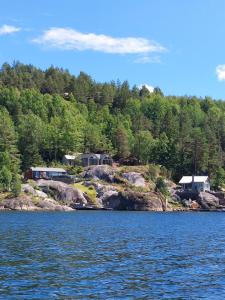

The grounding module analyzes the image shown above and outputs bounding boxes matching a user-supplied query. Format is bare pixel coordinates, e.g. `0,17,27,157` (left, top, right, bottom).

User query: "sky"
0,0,225,99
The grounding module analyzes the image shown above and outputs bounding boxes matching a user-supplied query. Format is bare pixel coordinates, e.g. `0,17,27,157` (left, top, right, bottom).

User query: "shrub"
147,164,159,182
155,177,169,196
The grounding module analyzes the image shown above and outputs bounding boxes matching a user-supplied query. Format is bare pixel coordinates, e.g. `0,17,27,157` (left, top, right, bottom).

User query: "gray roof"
80,153,111,159
64,153,112,160
31,167,66,173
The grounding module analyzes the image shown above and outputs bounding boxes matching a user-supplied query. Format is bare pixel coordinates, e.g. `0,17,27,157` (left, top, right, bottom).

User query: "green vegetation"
73,183,97,205
0,61,225,192
155,177,169,196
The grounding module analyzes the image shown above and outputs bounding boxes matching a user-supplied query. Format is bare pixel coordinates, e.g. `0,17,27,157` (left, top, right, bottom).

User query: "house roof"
80,153,112,159
31,167,66,173
64,155,76,160
179,176,209,184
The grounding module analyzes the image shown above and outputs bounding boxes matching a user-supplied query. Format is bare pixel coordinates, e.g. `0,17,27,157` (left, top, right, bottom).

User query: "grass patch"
0,192,10,202
73,182,97,205
32,196,40,206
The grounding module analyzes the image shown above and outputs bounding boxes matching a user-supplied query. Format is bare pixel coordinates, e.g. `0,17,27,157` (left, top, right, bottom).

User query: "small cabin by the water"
25,167,67,180
179,176,210,192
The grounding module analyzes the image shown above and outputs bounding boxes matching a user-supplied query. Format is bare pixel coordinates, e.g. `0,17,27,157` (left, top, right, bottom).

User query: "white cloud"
0,24,20,35
216,65,225,81
33,27,166,56
138,84,154,93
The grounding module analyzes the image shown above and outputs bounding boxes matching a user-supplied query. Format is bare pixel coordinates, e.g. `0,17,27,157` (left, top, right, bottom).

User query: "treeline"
0,61,225,191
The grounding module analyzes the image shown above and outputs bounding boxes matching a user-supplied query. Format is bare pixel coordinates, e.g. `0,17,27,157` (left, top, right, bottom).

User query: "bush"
160,166,171,179
147,164,159,182
67,166,84,175
155,177,169,196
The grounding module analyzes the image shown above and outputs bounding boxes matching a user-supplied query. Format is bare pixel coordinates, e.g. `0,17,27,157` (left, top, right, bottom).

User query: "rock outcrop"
36,179,91,208
0,194,73,211
103,190,166,211
122,172,146,187
197,192,220,210
174,189,224,210
82,165,115,182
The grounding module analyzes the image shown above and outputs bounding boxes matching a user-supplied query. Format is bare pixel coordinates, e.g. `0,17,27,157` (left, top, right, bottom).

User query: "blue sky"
0,0,225,99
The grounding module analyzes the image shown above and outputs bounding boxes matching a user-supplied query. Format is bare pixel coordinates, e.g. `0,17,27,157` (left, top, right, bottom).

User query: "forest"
0,61,225,194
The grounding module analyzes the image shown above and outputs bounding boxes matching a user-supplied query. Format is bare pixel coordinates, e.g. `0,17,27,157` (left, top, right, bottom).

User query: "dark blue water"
1,212,225,299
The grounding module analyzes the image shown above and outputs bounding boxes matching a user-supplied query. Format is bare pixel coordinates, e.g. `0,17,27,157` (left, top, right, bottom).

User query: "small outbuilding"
179,175,210,192
25,167,67,180
62,154,78,166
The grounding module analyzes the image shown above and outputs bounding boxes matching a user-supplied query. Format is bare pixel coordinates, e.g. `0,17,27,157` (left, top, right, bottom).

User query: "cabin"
179,176,210,192
62,153,113,167
25,167,67,180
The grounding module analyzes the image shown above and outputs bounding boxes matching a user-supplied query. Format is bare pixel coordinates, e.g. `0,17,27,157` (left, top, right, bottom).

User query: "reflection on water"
0,211,225,299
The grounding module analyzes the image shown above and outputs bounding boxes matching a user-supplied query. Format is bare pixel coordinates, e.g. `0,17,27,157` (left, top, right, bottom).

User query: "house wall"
182,181,210,192
192,182,210,192
62,157,75,166
32,171,66,179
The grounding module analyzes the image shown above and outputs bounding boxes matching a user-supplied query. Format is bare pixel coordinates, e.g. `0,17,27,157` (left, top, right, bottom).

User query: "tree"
18,114,44,170
212,167,225,190
190,128,208,174
113,125,130,158
0,166,12,191
11,174,21,197
133,131,153,164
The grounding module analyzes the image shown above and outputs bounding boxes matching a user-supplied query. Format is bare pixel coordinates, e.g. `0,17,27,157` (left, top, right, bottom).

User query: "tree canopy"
0,61,225,186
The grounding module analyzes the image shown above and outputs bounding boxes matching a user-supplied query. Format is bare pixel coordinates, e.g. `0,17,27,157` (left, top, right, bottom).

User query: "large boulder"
197,192,220,210
36,179,91,208
82,165,115,182
103,190,166,211
122,172,146,187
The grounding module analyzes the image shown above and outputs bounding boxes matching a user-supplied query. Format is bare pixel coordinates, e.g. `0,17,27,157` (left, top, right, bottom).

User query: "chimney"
192,174,195,190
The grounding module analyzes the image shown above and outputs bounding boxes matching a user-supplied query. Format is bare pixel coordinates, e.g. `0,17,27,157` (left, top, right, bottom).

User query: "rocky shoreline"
0,165,224,212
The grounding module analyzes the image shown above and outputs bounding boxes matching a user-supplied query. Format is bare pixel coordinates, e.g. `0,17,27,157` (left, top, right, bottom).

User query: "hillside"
0,61,225,195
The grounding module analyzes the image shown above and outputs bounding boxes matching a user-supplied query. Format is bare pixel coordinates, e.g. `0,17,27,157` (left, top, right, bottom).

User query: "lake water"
1,212,225,299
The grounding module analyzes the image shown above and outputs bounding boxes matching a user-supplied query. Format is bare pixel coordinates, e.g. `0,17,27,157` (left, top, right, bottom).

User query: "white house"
179,176,210,192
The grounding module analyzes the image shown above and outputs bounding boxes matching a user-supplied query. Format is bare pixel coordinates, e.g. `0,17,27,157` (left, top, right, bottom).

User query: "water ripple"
0,212,225,299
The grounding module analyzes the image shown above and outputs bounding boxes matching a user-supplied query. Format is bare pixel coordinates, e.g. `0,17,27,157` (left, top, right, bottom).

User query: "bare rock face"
36,179,90,208
103,190,166,211
122,172,146,187
22,184,48,198
82,165,115,182
22,184,37,195
0,195,73,211
0,195,38,211
34,198,73,211
84,181,119,207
